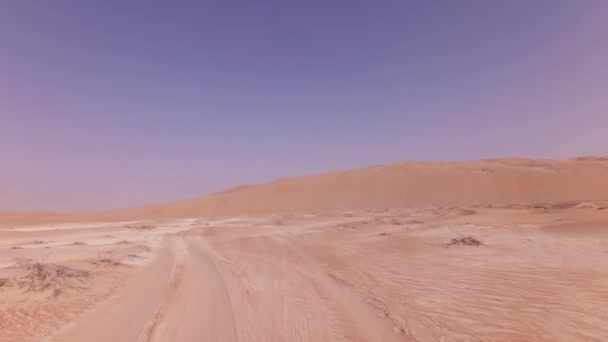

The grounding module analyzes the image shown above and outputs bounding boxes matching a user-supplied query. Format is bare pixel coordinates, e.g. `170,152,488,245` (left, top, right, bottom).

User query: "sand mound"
104,157,608,220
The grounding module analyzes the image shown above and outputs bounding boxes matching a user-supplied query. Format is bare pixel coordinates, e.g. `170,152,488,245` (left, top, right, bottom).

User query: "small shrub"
446,236,483,248
97,251,122,266
55,265,89,278
11,261,90,293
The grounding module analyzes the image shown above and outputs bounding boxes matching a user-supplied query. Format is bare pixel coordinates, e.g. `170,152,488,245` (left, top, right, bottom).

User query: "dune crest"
105,157,608,219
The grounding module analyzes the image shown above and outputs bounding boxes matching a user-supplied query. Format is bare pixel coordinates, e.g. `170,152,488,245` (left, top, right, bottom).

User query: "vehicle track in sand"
47,206,608,341
55,232,407,341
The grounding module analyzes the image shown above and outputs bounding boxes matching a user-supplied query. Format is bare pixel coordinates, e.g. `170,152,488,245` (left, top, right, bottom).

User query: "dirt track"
57,230,406,341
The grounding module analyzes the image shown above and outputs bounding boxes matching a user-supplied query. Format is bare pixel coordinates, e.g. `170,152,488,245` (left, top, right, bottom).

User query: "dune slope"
105,157,608,219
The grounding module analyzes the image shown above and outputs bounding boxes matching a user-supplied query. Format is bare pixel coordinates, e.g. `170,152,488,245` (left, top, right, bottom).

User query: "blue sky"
1,1,607,211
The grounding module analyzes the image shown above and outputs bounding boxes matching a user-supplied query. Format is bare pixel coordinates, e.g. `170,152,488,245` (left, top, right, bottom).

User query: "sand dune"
105,157,608,220
0,212,89,226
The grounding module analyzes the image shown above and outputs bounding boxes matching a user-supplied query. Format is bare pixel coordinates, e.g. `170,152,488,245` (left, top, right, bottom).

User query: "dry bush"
73,241,86,246
378,232,391,236
55,265,90,279
446,236,483,248
32,240,45,245
5,261,90,295
96,251,122,267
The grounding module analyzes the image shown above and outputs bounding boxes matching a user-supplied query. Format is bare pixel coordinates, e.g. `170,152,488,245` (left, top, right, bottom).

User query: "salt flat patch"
0,221,137,232
0,219,204,249
0,230,127,249
206,216,269,226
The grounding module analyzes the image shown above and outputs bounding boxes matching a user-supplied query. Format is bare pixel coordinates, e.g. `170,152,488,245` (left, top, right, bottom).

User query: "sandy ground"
1,202,608,341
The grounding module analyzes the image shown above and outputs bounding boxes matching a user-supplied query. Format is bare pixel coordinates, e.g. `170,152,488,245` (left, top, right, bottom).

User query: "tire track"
206,234,408,341
136,240,187,342
54,244,177,342
147,238,239,341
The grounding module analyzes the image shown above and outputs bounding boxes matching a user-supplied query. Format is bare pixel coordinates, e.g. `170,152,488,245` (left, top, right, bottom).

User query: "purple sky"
1,1,607,212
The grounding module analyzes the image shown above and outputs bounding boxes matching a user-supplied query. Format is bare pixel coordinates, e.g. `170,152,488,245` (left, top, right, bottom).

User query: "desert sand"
1,158,608,341
104,157,608,219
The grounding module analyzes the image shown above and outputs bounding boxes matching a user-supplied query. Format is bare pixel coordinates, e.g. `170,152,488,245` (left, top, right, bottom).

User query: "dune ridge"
103,157,608,219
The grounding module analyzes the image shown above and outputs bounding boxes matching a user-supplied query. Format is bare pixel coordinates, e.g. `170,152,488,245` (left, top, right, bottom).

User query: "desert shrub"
446,236,483,247
9,261,90,294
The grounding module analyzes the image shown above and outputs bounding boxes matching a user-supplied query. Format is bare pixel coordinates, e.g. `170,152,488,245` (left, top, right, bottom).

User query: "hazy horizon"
2,1,608,212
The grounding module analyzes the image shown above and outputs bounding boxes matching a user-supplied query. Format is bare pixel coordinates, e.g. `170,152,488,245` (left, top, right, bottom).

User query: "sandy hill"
103,157,608,220
0,211,90,226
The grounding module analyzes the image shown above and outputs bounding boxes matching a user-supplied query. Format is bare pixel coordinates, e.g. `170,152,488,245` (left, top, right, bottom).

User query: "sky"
1,1,607,212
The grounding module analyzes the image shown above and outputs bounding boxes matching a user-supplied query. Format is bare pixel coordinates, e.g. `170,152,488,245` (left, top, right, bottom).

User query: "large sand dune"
0,212,90,226
105,157,608,219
